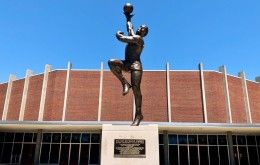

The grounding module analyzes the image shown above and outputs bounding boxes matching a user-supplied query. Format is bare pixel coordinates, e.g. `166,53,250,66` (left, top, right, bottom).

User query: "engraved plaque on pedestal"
114,139,146,158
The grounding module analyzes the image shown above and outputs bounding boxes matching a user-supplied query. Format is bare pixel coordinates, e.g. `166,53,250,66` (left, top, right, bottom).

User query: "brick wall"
101,71,133,121
204,72,227,123
0,69,259,123
24,74,43,121
66,71,99,121
170,71,204,122
0,83,8,119
141,71,168,122
247,81,260,123
228,76,247,123
7,79,24,120
43,71,66,121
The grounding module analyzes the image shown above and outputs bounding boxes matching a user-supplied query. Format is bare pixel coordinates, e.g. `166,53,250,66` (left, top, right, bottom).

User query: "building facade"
0,62,260,165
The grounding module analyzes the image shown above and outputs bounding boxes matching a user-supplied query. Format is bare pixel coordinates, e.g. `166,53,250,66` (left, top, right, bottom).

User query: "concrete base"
100,124,159,165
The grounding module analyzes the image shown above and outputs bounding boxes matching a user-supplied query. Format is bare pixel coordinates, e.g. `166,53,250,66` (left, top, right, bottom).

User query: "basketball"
123,3,133,14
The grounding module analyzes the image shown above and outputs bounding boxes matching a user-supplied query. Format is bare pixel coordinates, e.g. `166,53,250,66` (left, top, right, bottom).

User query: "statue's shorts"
123,60,142,72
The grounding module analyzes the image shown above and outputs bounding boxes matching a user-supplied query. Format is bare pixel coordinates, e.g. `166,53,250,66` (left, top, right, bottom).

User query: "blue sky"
0,0,260,82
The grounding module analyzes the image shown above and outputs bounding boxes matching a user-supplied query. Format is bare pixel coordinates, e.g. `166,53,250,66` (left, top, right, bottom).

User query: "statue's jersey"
124,43,143,71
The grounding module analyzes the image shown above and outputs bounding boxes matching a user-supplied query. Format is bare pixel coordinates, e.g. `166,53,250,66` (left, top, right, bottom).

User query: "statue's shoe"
122,83,131,96
131,114,143,126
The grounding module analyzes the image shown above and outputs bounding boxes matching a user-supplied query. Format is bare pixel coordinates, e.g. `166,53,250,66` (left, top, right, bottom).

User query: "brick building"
0,62,260,165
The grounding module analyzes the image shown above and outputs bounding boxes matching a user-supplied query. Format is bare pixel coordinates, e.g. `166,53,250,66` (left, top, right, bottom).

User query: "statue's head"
136,25,148,37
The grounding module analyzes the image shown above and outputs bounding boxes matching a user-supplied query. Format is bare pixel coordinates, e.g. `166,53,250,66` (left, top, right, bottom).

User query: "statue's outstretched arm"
116,31,139,44
126,21,135,36
125,14,135,36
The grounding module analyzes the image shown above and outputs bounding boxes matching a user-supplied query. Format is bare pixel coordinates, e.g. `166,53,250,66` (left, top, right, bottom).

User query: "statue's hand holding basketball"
123,3,133,21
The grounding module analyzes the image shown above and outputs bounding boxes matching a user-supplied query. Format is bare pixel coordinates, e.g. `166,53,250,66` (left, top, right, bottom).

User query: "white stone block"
101,124,159,165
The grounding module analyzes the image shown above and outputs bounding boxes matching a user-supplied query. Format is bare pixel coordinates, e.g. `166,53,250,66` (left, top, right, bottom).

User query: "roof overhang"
1,121,260,134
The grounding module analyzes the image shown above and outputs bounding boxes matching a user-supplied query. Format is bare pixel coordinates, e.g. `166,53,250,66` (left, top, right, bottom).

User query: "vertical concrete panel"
101,71,133,121
98,62,104,122
62,62,72,121
166,63,172,122
43,71,66,121
170,71,203,122
141,71,168,122
2,75,16,120
24,75,43,121
247,81,260,123
0,83,8,120
227,76,247,123
238,72,252,123
19,70,33,121
219,66,232,123
199,63,208,123
204,72,227,123
66,71,99,121
38,64,51,121
7,79,24,120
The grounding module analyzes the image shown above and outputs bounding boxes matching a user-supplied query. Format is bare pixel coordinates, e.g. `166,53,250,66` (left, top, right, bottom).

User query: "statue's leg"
131,70,143,126
108,59,131,95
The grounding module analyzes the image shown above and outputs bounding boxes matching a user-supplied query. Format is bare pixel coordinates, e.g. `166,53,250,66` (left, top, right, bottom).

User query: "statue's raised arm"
124,3,135,36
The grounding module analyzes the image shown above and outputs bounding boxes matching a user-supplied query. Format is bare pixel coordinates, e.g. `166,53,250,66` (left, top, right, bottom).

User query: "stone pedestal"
101,124,159,165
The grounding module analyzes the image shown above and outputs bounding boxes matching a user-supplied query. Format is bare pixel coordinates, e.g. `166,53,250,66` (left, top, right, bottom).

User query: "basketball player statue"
108,3,148,126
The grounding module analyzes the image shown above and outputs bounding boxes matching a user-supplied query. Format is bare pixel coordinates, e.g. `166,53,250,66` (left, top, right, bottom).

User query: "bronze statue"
108,3,148,126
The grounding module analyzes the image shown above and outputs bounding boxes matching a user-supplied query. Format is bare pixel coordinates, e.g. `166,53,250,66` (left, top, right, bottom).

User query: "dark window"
232,136,237,145
80,144,89,165
218,135,227,145
0,143,3,160
159,145,165,165
208,135,217,145
209,146,219,165
169,135,177,145
189,146,199,165
248,146,259,165
247,136,256,145
178,135,187,144
1,143,12,163
0,132,5,142
60,144,70,165
12,143,22,163
219,146,229,165
159,134,164,144
42,133,52,143
188,135,197,144
5,133,14,142
179,146,188,165
33,133,37,142
169,145,178,165
71,133,81,143
14,133,24,142
40,144,50,163
238,146,249,164
21,144,35,164
256,136,260,145
89,144,100,164
198,135,208,145
62,133,71,143
24,133,33,142
70,144,80,164
233,146,239,165
52,133,61,143
199,146,209,165
50,144,60,163
91,134,100,143
237,136,246,145
81,133,90,143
